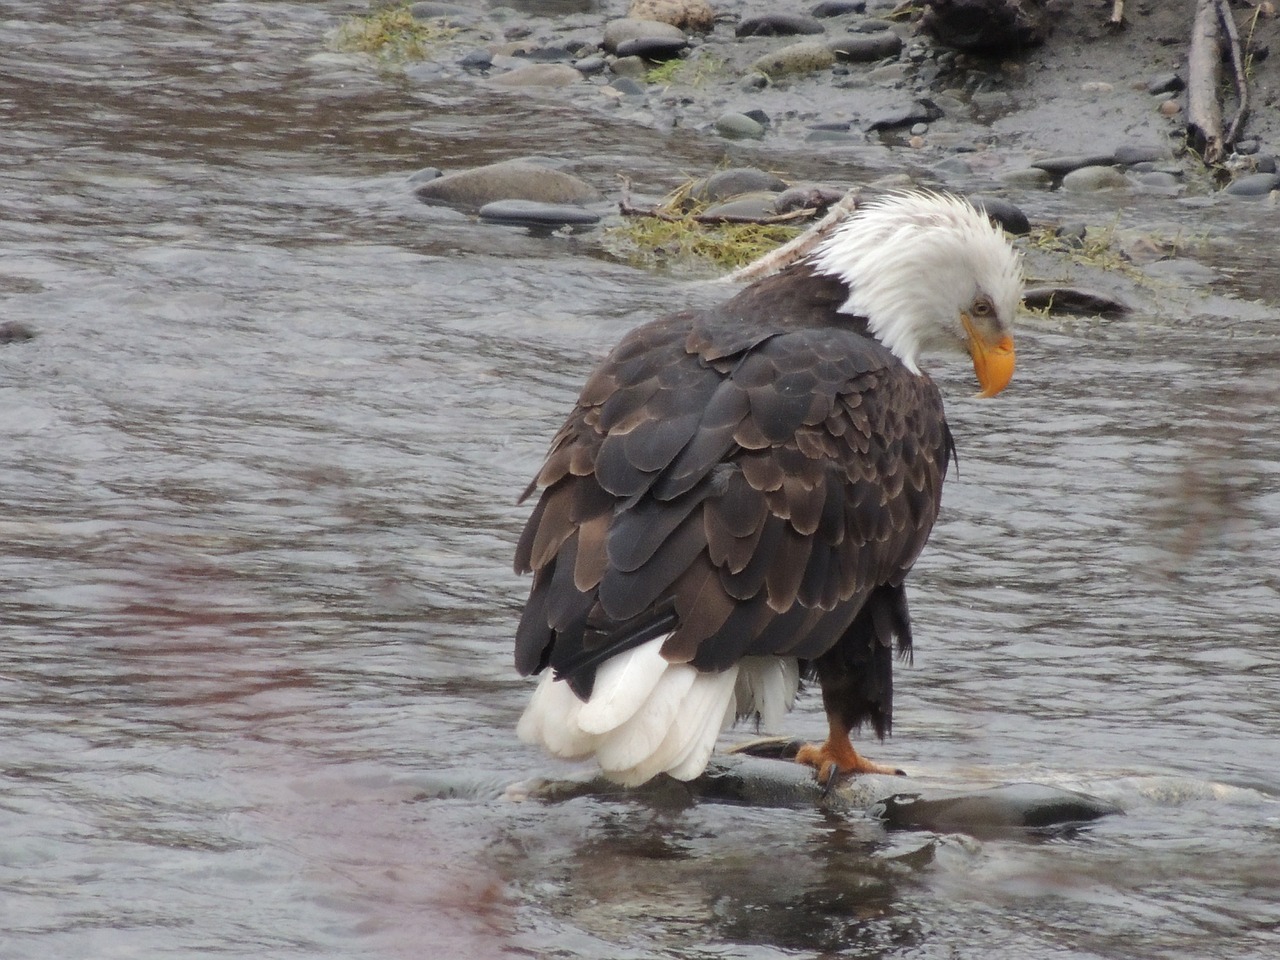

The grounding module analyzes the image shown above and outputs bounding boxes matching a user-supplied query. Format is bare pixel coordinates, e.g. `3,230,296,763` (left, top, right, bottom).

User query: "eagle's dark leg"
795,716,905,783
796,588,911,782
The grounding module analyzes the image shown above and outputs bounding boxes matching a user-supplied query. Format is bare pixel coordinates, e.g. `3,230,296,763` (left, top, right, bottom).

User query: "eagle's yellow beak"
962,313,1016,398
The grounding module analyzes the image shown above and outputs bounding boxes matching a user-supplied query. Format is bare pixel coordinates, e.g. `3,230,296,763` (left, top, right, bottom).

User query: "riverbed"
2,3,1279,958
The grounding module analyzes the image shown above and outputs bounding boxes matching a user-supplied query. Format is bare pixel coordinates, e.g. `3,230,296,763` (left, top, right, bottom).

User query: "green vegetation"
644,52,725,88
333,4,456,61
603,181,802,272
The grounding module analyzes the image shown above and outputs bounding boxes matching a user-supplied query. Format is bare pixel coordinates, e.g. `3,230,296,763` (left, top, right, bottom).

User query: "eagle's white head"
807,192,1023,396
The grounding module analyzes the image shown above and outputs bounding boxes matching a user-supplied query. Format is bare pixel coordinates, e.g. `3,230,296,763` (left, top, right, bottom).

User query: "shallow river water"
2,3,1279,958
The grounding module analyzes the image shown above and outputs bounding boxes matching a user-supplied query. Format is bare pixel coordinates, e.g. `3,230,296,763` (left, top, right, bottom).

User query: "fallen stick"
725,190,862,282
1217,0,1251,147
1108,0,1124,27
1187,0,1225,163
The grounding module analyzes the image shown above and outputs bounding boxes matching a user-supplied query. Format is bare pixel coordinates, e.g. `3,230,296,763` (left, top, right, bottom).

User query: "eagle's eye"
970,297,994,318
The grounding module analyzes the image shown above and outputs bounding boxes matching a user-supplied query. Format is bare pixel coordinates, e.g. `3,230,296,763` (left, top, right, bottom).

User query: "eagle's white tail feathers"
734,657,801,730
518,636,802,785
593,664,696,774
576,637,673,735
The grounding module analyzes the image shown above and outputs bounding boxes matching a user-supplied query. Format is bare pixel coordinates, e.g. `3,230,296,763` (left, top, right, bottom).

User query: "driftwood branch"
725,190,862,283
1107,0,1124,28
1187,0,1250,164
1218,0,1251,146
1188,0,1225,162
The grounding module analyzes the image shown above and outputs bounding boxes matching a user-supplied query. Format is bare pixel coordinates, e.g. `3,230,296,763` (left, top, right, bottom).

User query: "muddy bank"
385,1,1280,201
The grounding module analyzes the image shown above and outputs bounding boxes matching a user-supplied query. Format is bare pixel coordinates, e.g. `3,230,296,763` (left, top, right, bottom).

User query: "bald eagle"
513,192,1021,787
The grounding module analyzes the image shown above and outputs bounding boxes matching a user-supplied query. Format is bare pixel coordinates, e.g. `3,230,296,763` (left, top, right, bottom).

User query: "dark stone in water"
478,199,601,227
458,48,493,70
811,1,867,15
609,76,646,96
1023,285,1131,317
1146,72,1184,95
870,783,1124,836
737,13,826,37
1031,152,1117,175
866,99,943,131
690,167,789,203
573,55,607,75
773,183,846,213
1114,143,1167,165
1224,172,1280,197
829,31,903,63
1,320,37,344
415,159,600,210
614,36,689,60
967,194,1030,235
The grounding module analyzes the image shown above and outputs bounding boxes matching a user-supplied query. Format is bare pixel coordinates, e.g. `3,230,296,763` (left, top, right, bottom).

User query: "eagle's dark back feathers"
514,262,954,736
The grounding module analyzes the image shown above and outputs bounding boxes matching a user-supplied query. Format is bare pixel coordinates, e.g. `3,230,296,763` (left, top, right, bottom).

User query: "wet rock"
628,0,715,32
691,167,790,204
1062,165,1129,191
920,0,1059,54
867,99,943,131
609,75,647,96
458,48,493,70
1023,285,1130,316
812,1,868,15
714,112,766,139
573,55,607,75
489,63,583,88
615,35,690,60
1114,143,1167,165
967,194,1030,234
1146,72,1184,95
602,17,687,54
414,159,600,210
828,30,903,62
409,1,480,23
609,56,649,79
407,166,443,184
1,320,37,344
1142,259,1217,284
1134,171,1184,194
701,192,782,220
870,782,1123,836
737,13,826,37
932,156,974,177
1031,152,1116,175
478,199,601,227
1225,172,1280,196
772,183,846,213
752,41,836,77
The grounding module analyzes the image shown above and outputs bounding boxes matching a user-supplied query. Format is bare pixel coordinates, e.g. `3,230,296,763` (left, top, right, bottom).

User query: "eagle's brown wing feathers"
514,306,952,728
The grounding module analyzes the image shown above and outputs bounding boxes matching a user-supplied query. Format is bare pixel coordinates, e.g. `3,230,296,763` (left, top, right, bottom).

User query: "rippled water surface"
2,3,1279,958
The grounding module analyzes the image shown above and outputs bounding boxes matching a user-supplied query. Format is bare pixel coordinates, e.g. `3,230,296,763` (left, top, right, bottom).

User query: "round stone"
478,200,601,227
1062,165,1130,191
1225,172,1280,197
736,13,826,37
714,112,766,140
827,31,903,62
752,41,836,77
